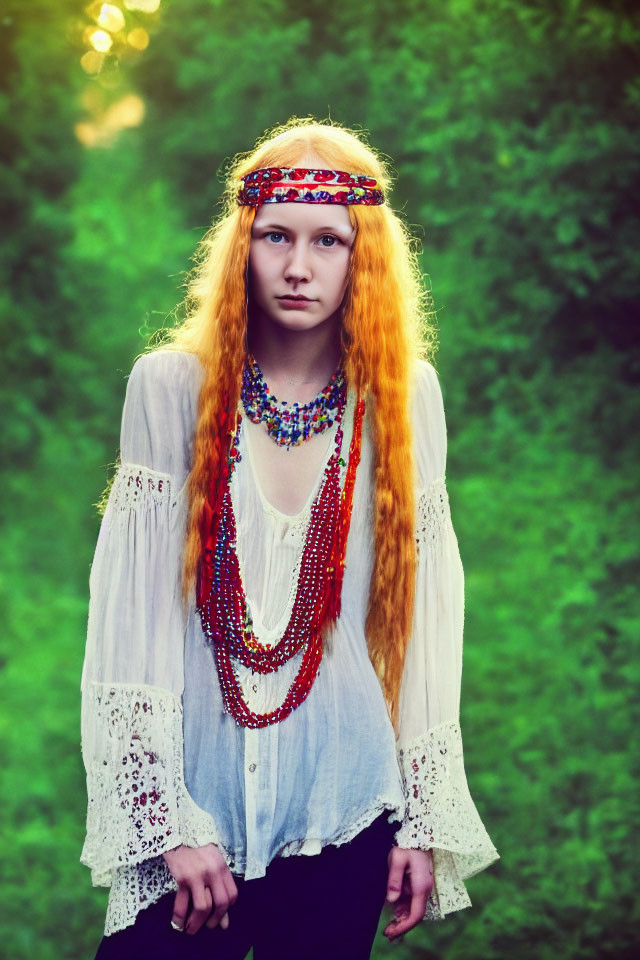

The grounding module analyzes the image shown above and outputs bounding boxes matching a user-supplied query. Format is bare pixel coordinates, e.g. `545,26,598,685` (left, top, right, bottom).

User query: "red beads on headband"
237,167,384,206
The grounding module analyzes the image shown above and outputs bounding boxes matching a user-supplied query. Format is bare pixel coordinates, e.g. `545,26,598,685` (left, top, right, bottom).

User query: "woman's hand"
383,846,434,943
162,843,238,936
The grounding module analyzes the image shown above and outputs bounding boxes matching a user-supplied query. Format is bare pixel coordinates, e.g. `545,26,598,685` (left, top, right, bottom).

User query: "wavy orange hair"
149,117,436,733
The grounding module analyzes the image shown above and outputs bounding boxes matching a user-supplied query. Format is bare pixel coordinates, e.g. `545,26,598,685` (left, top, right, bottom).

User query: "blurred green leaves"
1,1,638,958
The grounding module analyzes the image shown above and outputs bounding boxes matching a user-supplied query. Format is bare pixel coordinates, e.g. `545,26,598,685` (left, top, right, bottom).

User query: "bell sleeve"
393,360,500,919
80,352,221,935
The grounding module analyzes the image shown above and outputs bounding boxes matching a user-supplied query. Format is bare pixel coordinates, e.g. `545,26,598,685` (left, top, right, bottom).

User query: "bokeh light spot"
110,93,145,128
80,51,105,74
74,93,146,147
88,28,113,52
97,4,126,33
124,0,161,12
74,122,100,147
127,27,149,50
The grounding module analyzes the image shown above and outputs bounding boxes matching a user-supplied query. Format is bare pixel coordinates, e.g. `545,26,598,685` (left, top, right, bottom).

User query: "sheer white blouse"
80,349,499,936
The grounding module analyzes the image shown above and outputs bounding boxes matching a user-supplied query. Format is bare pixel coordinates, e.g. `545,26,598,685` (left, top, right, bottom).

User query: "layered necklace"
197,355,365,728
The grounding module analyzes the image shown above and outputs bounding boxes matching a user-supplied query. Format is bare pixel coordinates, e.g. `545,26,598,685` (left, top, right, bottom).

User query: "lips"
278,295,313,301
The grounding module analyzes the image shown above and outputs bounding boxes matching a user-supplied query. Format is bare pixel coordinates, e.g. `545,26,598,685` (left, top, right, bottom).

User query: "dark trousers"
94,812,400,960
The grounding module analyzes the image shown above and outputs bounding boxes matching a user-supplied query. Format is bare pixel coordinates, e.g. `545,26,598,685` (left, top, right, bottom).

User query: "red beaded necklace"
197,389,365,728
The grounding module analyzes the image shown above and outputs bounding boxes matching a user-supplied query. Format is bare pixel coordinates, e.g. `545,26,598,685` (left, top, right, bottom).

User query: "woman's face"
248,201,355,334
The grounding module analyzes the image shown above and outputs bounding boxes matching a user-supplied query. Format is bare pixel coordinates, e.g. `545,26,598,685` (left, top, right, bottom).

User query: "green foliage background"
1,1,638,957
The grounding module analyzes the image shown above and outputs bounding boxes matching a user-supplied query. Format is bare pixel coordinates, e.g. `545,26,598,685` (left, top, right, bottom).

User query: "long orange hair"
148,117,436,733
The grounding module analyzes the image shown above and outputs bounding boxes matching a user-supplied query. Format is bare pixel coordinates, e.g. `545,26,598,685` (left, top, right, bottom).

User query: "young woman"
81,118,499,960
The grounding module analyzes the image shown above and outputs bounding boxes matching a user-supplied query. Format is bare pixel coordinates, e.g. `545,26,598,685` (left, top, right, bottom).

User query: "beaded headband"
237,167,384,206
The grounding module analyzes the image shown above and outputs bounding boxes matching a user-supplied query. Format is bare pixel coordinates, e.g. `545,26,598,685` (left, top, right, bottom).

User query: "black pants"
94,812,400,960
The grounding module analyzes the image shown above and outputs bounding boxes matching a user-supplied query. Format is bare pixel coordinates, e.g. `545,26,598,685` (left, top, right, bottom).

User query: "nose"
283,239,312,283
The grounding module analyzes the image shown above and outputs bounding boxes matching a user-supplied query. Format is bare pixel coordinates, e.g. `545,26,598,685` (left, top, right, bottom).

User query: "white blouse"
80,349,499,936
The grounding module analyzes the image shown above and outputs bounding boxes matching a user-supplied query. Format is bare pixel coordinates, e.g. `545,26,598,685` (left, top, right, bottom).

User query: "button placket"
243,724,281,879
244,727,260,876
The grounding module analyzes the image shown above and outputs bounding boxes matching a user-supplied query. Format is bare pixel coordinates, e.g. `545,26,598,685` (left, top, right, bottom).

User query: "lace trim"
394,719,500,920
109,463,175,514
105,859,177,936
81,683,227,935
415,477,451,552
277,797,404,859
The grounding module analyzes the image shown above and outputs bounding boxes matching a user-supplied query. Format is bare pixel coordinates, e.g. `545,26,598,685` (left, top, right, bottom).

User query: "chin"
272,316,332,332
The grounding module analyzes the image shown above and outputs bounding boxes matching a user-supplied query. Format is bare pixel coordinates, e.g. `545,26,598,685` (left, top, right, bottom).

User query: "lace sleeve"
80,680,221,880
394,717,500,919
80,355,224,935
393,479,499,919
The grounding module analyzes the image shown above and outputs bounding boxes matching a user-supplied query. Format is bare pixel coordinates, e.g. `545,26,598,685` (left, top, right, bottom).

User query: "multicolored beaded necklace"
241,353,347,450
196,375,365,729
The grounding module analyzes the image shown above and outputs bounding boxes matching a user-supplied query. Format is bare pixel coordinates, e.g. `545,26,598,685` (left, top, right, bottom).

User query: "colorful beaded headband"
237,167,385,206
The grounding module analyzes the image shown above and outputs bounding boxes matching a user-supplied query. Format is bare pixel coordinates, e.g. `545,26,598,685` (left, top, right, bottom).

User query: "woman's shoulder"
120,349,205,474
408,356,447,483
127,349,205,421
129,348,205,394
409,356,442,409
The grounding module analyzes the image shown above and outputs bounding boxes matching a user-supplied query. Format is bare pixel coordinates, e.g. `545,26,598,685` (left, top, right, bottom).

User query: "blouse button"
252,684,258,693
249,763,256,773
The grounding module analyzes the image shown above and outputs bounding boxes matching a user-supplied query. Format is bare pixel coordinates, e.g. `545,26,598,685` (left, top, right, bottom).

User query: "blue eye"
262,232,342,247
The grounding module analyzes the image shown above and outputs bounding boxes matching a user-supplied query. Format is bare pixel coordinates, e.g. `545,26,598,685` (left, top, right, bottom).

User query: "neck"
247,307,343,404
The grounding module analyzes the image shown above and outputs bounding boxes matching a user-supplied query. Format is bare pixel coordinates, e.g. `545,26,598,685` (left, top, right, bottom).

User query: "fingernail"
170,921,183,932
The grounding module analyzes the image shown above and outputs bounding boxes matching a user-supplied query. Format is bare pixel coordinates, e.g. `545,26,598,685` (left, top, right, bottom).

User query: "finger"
208,873,237,931
205,875,232,930
385,886,431,938
385,904,407,936
385,858,406,904
185,882,213,936
171,885,189,932
224,873,239,908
